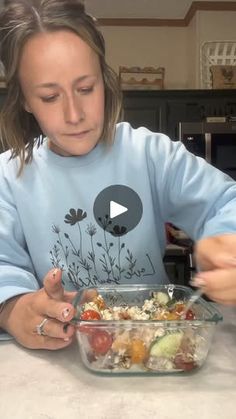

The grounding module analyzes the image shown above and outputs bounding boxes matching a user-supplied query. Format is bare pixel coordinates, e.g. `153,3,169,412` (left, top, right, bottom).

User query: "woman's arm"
192,234,236,305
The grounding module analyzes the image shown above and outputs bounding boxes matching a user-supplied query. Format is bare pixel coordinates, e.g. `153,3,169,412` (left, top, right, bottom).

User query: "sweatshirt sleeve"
0,200,40,340
0,200,40,303
0,155,40,340
151,134,236,241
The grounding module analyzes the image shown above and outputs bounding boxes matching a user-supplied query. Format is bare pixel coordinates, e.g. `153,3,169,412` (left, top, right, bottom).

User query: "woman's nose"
64,96,84,124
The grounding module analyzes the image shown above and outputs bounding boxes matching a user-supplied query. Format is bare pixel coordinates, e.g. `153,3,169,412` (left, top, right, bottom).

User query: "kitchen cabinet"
122,89,236,139
122,93,166,133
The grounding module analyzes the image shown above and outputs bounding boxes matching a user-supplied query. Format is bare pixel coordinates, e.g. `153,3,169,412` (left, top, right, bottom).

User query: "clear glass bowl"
72,284,223,375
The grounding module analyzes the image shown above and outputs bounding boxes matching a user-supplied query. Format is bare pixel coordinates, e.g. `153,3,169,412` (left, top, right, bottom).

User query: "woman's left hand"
193,234,236,305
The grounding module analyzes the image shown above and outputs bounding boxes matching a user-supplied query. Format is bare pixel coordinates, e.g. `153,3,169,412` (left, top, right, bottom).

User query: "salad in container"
72,284,222,374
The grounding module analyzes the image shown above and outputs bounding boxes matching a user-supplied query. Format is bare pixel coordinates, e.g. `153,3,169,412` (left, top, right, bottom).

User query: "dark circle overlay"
93,185,143,236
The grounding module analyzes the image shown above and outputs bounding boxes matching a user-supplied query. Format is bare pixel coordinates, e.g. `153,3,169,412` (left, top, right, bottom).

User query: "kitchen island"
0,305,236,419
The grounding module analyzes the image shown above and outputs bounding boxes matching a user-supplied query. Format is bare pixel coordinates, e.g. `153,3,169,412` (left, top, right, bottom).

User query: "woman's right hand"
0,268,77,350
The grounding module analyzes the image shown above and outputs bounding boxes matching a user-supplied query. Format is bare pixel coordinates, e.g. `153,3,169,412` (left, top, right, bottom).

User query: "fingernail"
64,337,70,342
62,308,70,319
52,268,60,279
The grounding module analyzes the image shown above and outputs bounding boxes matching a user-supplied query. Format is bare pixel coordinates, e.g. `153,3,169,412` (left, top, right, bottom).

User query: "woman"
0,0,236,350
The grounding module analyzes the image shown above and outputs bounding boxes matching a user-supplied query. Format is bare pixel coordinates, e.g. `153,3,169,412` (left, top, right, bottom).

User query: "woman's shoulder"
116,122,171,141
0,141,43,175
0,148,21,175
0,149,15,171
114,122,174,154
113,122,194,173
0,148,12,161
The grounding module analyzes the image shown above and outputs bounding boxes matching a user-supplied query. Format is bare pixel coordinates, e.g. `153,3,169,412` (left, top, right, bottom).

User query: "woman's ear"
21,94,32,113
24,101,32,113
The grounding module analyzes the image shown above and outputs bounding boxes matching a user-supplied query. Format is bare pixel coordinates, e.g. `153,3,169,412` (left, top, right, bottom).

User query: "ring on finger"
36,317,49,336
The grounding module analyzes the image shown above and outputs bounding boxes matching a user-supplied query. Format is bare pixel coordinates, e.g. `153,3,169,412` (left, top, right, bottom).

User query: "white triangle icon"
110,200,128,219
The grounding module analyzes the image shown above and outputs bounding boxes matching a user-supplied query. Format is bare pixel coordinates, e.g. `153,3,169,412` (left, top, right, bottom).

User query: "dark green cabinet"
122,89,236,140
122,93,166,133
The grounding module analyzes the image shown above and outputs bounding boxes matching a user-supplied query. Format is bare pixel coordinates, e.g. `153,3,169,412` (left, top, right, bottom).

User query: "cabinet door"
123,93,166,133
166,95,236,140
166,100,204,140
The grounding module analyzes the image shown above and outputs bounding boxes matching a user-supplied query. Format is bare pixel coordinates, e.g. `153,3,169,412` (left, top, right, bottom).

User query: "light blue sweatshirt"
1,122,236,306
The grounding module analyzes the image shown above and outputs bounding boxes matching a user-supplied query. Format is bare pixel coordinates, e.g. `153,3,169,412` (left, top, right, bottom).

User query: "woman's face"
19,30,105,156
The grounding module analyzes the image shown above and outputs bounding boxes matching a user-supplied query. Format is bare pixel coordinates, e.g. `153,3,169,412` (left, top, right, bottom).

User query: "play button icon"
93,185,143,236
110,201,128,219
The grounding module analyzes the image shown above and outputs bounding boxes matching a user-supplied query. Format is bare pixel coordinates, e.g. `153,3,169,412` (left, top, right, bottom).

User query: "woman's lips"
65,130,90,137
65,130,90,140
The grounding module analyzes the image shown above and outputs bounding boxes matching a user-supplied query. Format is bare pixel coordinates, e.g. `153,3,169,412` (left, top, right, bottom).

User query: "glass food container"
72,284,223,375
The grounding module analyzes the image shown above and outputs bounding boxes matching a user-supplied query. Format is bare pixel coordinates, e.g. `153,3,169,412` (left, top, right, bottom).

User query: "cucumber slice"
153,291,169,305
150,331,184,358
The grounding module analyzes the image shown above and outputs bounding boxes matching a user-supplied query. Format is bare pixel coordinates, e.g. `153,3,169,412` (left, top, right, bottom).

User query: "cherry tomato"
80,309,101,321
185,309,195,320
174,355,196,371
79,310,101,334
89,330,113,355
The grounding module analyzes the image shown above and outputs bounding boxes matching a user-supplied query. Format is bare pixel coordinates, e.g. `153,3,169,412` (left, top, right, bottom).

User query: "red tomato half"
80,310,101,321
89,330,113,355
185,309,195,320
79,310,101,334
174,355,196,371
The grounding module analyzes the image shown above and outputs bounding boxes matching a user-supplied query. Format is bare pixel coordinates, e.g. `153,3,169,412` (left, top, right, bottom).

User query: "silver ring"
36,318,49,336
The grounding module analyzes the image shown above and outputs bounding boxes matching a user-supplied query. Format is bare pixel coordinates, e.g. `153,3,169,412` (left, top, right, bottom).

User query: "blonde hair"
0,0,122,174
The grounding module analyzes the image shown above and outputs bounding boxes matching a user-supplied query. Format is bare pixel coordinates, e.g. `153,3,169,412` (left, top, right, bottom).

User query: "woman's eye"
41,95,58,103
79,86,94,95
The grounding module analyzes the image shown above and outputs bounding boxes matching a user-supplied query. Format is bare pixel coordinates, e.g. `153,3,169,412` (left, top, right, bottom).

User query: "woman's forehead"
18,30,101,86
20,30,96,62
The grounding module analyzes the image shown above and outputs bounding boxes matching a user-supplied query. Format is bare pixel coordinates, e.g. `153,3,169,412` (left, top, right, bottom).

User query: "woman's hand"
193,234,236,305
0,268,77,350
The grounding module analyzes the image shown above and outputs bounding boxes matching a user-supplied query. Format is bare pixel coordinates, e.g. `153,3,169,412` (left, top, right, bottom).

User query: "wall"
0,2,235,89
101,11,236,89
199,10,236,42
187,13,199,88
197,11,236,86
101,26,188,89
